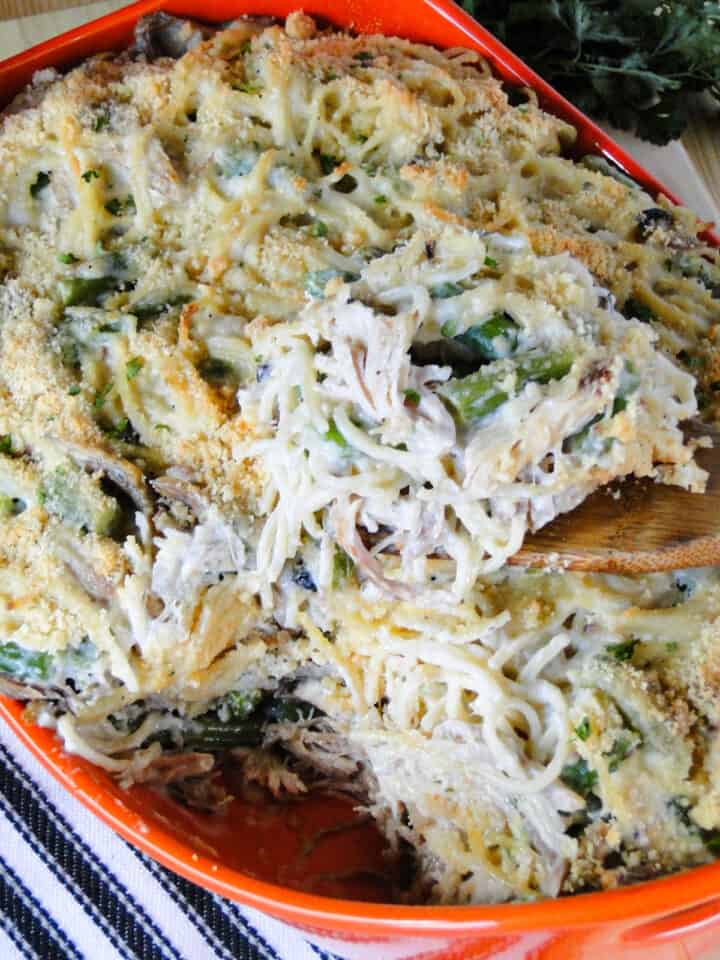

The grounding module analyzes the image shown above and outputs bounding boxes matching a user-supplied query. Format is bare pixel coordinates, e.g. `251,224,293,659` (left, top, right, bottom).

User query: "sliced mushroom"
133,13,215,60
51,530,118,605
0,675,62,701
151,475,209,521
55,440,151,514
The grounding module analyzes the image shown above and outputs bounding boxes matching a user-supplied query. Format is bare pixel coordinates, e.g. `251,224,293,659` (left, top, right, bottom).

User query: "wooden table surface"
1,0,719,225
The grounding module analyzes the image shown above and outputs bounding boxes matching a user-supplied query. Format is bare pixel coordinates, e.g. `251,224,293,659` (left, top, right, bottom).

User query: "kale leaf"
463,1,720,144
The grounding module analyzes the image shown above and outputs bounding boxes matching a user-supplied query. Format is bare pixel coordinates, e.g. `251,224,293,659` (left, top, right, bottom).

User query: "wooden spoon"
510,422,720,573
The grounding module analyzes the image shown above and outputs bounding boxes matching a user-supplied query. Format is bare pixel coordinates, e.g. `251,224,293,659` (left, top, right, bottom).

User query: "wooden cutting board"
1,0,719,225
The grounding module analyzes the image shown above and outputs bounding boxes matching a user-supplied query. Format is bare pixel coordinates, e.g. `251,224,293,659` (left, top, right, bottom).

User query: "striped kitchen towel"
0,721,340,960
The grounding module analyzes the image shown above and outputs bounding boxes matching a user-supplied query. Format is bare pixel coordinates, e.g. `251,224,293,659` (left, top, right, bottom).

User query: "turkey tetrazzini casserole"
2,10,720,903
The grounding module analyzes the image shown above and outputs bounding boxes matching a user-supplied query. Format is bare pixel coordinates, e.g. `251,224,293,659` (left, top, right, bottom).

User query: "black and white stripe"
0,724,336,960
0,743,184,960
0,906,35,960
0,852,83,960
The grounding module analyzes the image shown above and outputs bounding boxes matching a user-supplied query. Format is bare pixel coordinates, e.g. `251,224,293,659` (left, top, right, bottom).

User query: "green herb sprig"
464,1,720,144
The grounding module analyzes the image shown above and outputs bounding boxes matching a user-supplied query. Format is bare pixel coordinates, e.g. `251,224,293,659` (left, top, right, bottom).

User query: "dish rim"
1,0,719,936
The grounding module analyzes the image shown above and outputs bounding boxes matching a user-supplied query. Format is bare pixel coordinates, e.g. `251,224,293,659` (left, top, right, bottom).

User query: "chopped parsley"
125,357,144,380
311,220,328,238
104,195,136,217
93,382,113,409
604,732,642,773
104,417,130,440
404,389,421,407
560,758,598,800
81,169,100,183
605,637,639,662
324,418,348,448
0,435,12,456
67,386,81,396
484,255,498,268
574,717,591,741
94,112,110,132
58,253,79,265
373,194,388,205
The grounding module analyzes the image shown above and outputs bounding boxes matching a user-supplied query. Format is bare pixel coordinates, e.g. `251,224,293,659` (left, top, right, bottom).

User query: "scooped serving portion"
1,10,720,904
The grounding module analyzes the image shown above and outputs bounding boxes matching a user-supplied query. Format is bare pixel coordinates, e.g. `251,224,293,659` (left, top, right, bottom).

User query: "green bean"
410,337,478,377
674,254,720,297
612,361,640,415
563,414,604,454
64,637,96,669
581,155,638,191
454,311,519,362
183,718,264,750
429,281,463,299
59,277,114,307
304,269,358,299
130,292,193,320
623,298,656,324
59,336,81,370
438,349,574,424
565,360,639,453
332,548,355,587
0,641,52,682
218,148,257,177
198,357,235,384
266,697,317,723
38,464,119,535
